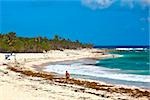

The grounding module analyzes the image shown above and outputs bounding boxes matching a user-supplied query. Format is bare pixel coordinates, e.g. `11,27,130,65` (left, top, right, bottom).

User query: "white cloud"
140,0,150,8
81,0,116,10
142,0,150,5
81,0,150,10
120,0,135,8
121,0,150,8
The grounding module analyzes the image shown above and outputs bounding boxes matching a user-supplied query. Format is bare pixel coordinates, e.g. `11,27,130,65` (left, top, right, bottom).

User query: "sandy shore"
0,49,149,100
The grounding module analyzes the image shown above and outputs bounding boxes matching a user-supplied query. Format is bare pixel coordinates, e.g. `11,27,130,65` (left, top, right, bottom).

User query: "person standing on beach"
65,71,70,82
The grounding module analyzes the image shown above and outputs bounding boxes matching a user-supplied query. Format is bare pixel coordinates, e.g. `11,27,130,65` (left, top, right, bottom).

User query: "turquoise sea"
44,50,150,88
96,50,150,75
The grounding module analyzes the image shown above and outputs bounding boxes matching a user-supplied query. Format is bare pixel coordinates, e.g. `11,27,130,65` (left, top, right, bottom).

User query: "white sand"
0,49,148,100
0,65,141,100
0,49,112,70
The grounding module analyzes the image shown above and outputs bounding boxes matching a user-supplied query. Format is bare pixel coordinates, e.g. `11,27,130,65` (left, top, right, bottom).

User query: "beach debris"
8,66,53,80
7,66,150,99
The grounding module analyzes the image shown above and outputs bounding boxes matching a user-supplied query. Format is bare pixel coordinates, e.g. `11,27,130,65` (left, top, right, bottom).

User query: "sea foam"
44,64,150,83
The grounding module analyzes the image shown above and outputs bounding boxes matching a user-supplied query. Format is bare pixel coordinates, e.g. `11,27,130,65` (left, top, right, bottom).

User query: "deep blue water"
96,50,150,75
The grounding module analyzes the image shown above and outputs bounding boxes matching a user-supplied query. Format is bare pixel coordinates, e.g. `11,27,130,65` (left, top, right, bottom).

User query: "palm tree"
6,32,16,51
53,35,59,41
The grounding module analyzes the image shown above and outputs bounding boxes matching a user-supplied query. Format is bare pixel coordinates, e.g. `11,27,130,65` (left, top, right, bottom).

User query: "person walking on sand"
65,71,70,82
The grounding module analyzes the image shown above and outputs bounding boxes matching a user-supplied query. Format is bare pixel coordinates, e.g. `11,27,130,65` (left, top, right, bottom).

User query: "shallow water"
96,51,150,75
44,50,150,88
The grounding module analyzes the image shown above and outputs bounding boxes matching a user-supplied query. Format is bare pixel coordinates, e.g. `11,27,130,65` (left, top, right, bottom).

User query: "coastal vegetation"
0,32,93,53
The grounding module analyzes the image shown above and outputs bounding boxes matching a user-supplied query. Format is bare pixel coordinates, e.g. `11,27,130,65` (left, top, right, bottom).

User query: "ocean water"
44,50,150,88
96,51,150,75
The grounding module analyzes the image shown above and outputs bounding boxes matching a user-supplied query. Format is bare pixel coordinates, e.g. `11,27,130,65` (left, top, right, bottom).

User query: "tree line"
0,32,93,53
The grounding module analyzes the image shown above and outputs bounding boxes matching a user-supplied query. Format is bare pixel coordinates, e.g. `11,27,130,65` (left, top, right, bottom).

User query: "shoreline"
20,49,114,71
0,49,150,100
32,58,99,72
7,66,150,99
42,60,150,89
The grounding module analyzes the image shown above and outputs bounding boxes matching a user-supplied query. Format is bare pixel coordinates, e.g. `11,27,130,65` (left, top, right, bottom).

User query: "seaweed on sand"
8,66,150,99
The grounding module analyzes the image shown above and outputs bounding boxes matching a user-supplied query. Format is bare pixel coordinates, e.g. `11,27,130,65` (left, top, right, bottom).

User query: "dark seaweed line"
8,66,150,99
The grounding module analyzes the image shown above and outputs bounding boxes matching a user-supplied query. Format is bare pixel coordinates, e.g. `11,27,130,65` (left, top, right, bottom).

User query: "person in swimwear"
65,71,70,82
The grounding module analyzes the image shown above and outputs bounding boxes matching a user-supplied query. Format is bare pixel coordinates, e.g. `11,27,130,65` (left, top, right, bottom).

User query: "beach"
0,49,150,100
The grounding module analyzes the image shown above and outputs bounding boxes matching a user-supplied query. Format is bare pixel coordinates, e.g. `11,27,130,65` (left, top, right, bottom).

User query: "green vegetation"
0,32,93,53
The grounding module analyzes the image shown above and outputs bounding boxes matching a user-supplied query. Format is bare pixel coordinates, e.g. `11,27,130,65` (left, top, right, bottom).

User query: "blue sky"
0,0,149,46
